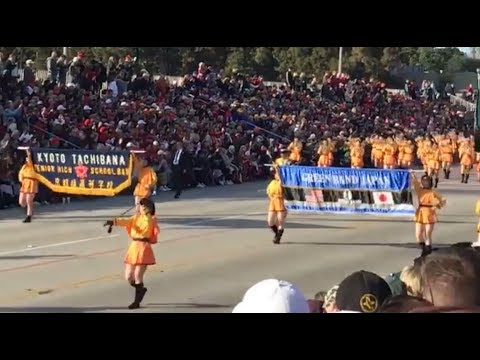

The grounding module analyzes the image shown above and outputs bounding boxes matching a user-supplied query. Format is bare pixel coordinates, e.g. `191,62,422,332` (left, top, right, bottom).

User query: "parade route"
0,168,477,313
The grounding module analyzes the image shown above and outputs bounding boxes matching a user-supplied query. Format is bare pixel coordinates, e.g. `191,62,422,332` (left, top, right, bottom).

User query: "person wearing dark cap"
104,198,159,309
335,270,392,313
266,166,287,244
410,172,446,256
133,157,157,213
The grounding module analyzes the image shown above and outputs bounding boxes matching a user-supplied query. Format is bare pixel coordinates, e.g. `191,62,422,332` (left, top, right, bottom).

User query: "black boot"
434,178,439,188
465,174,470,184
425,244,432,256
270,225,278,235
461,174,465,183
419,242,427,256
22,215,31,223
273,228,284,244
128,283,147,309
446,170,450,179
443,169,447,178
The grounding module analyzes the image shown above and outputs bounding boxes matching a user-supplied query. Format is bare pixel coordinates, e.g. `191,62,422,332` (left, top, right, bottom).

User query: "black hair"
420,175,433,189
139,198,155,215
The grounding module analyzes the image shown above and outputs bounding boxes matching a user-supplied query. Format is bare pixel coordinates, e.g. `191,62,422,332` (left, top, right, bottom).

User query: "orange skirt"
384,155,396,166
318,154,332,167
124,241,156,265
427,160,440,170
133,184,151,198
461,158,473,167
351,156,364,168
441,153,453,163
372,149,383,160
268,197,286,212
20,179,38,194
403,154,414,163
414,207,437,224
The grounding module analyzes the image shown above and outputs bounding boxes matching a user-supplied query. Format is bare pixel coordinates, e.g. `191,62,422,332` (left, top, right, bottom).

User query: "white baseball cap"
232,279,309,313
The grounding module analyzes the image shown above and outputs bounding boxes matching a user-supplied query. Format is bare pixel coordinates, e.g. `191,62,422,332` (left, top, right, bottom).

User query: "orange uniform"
383,143,397,167
403,143,415,164
317,143,334,167
371,140,384,164
440,140,454,163
350,143,364,168
288,141,302,162
460,142,474,167
412,177,445,224
134,166,157,198
475,200,480,233
18,163,38,194
427,146,441,171
114,214,159,265
267,178,286,212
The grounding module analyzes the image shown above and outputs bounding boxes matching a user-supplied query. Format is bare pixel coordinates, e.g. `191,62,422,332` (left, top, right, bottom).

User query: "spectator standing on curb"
46,51,58,84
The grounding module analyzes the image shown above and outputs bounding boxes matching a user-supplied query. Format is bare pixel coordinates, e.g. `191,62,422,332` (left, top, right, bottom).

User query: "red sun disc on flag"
379,194,387,202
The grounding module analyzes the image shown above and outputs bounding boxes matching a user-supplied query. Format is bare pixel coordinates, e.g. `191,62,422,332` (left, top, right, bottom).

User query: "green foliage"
2,47,475,83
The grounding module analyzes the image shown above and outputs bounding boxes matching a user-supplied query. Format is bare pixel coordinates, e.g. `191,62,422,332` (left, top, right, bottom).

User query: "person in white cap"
232,279,310,313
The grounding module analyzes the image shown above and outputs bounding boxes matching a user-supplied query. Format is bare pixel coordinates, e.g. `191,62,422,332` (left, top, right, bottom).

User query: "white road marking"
0,211,264,257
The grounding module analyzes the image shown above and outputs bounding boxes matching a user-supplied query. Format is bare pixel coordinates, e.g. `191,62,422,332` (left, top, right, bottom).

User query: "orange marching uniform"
288,139,302,163
134,165,158,199
459,139,474,183
113,213,159,266
350,139,364,168
382,139,397,169
402,141,415,168
412,176,446,225
317,140,334,167
18,162,38,195
266,170,287,244
474,200,480,246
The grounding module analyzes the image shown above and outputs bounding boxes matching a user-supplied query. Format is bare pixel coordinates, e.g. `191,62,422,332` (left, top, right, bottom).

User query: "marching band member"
397,137,406,168
266,166,287,245
288,137,303,164
18,154,38,223
104,198,159,309
411,172,446,256
476,151,480,182
459,138,474,183
439,134,454,179
133,158,157,213
401,140,415,169
426,143,441,188
383,137,397,170
370,136,384,169
349,138,364,169
317,139,334,168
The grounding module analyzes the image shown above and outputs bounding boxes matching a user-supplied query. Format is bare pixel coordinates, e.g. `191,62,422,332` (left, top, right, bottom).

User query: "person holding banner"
266,167,287,244
18,154,38,223
104,198,159,310
411,172,446,256
287,137,302,164
349,139,364,169
133,158,157,213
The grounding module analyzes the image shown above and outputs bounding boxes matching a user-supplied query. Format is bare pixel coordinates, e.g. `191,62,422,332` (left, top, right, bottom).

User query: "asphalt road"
0,167,477,312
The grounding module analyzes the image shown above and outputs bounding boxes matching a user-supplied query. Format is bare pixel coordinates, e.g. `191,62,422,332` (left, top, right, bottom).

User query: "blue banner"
279,166,415,217
279,166,410,191
29,148,134,196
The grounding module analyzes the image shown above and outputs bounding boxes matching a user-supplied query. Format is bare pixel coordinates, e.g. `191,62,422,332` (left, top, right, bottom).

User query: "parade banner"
278,166,415,216
29,148,134,196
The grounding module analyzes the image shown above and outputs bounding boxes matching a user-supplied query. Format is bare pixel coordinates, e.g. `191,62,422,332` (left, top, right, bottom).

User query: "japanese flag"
372,191,394,205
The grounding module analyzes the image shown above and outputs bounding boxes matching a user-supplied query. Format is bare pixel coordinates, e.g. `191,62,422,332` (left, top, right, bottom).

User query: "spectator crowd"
233,242,480,313
0,50,473,209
